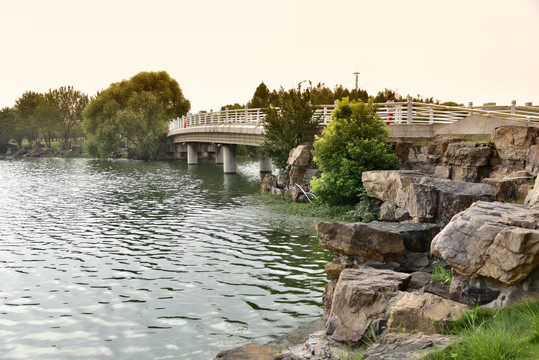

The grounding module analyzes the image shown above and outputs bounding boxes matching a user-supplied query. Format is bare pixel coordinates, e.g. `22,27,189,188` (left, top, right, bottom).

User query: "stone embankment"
217,126,539,360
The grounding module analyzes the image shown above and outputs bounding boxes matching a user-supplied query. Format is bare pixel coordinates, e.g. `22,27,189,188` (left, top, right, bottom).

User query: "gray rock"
431,201,539,285
443,141,491,167
316,221,440,263
362,170,494,225
362,332,458,360
326,268,411,343
527,144,539,176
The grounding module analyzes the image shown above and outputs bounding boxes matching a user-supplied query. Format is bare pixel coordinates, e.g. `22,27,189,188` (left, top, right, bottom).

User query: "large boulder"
316,221,440,263
431,201,539,285
287,143,318,186
387,292,469,333
326,268,411,343
492,126,539,165
362,170,494,224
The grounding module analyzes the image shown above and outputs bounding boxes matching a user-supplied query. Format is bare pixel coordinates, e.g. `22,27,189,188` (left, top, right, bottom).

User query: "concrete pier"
187,143,198,165
222,145,237,174
259,154,272,173
215,145,223,165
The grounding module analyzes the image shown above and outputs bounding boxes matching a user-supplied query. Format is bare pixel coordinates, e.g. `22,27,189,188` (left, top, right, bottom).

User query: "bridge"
167,98,539,174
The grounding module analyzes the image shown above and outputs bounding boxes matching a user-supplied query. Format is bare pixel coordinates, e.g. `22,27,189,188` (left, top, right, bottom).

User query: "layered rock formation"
362,170,494,225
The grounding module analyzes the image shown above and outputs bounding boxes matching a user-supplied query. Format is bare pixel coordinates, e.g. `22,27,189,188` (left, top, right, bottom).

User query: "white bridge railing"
168,99,539,132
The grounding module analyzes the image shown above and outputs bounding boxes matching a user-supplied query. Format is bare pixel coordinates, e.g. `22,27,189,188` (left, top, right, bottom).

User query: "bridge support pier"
215,145,223,164
259,154,272,173
187,143,198,165
222,144,237,174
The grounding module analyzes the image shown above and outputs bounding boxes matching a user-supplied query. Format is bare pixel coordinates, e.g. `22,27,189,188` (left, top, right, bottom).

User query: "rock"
482,178,515,201
525,175,539,206
527,144,539,176
451,166,480,182
378,203,412,222
424,281,451,300
449,272,501,305
316,221,440,263
325,261,351,280
378,202,396,222
434,165,451,179
399,252,431,273
287,143,313,168
284,331,332,359
326,268,411,343
261,174,279,192
443,142,491,167
271,187,284,196
516,183,534,202
362,170,494,224
431,201,539,285
291,184,311,202
322,280,337,317
408,272,432,290
362,332,457,360
214,343,280,360
492,126,539,165
387,292,469,333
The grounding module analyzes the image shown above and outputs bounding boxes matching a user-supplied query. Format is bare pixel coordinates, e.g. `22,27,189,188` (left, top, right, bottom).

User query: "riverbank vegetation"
423,300,539,360
311,98,400,204
251,192,357,223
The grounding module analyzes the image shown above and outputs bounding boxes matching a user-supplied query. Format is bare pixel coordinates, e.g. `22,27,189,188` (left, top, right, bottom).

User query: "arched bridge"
167,99,539,174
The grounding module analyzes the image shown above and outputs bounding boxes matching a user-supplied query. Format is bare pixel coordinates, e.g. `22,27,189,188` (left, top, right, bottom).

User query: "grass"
421,300,539,360
431,258,453,285
250,191,357,222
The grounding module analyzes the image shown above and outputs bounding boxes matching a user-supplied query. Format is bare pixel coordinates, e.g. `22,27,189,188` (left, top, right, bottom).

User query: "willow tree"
83,71,190,160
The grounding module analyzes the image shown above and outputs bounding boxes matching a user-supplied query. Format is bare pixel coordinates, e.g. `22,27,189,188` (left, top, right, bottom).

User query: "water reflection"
0,158,330,360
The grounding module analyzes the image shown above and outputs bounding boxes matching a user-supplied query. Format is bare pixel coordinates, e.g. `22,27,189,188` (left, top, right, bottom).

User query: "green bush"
311,98,400,204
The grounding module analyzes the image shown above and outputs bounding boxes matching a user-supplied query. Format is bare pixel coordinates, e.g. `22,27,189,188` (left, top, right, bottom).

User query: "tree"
311,98,400,204
14,91,43,145
247,82,271,108
261,82,319,172
0,107,15,153
47,86,89,143
83,71,190,160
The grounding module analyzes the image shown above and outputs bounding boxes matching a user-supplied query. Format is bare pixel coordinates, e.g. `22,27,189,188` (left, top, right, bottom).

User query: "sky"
1,0,538,113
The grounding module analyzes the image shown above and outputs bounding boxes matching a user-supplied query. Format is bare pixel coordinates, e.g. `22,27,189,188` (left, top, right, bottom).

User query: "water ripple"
0,158,330,359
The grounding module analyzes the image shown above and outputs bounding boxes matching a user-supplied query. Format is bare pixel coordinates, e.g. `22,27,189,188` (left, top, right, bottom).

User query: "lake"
0,157,330,359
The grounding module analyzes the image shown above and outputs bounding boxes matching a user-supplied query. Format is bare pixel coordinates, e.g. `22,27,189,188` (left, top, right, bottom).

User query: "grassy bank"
423,300,539,360
250,192,357,223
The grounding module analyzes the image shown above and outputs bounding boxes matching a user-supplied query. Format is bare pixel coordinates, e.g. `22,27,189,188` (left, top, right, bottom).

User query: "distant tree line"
0,86,89,153
221,82,462,111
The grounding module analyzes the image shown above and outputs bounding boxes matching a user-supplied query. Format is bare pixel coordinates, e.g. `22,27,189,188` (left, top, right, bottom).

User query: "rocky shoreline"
216,125,539,360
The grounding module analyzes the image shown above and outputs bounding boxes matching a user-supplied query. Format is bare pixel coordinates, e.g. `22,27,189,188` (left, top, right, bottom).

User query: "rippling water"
0,158,330,359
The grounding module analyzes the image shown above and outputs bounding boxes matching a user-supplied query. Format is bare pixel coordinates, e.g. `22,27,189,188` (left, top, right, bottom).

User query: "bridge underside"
169,124,264,146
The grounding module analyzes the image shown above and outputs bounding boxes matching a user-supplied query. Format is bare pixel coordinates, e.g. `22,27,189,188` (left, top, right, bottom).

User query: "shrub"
311,98,400,204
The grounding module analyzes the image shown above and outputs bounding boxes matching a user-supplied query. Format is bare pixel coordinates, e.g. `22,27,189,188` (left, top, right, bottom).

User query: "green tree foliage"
83,71,190,159
261,82,318,172
47,86,89,143
311,98,400,204
247,82,271,108
220,103,244,110
0,107,15,153
14,91,44,145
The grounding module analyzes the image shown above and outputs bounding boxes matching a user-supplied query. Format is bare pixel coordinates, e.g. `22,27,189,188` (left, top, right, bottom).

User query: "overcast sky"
1,0,538,112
